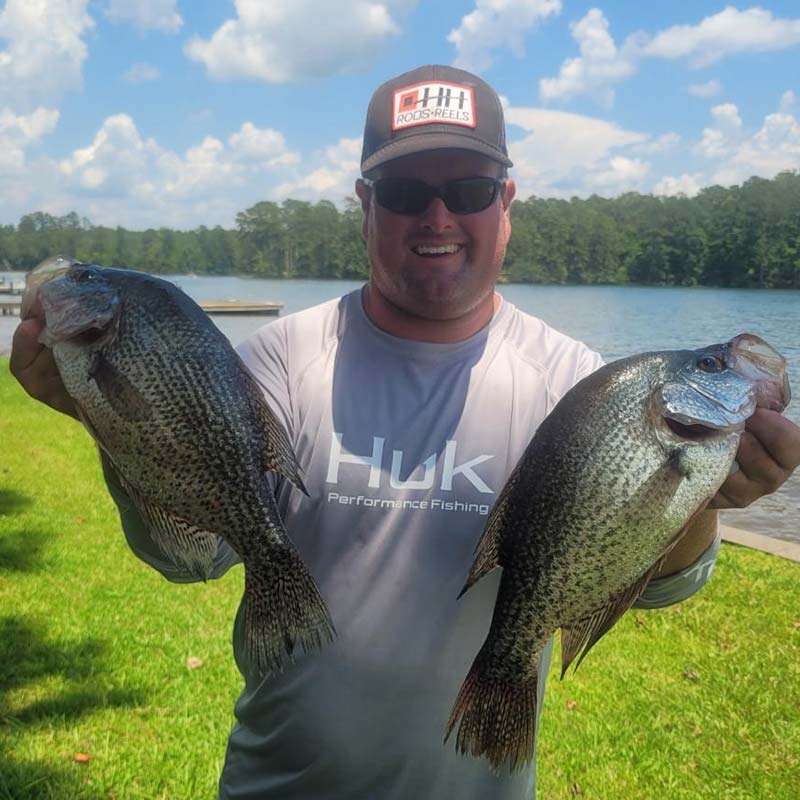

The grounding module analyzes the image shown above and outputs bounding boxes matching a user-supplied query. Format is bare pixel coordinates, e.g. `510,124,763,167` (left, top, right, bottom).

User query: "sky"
1,0,799,230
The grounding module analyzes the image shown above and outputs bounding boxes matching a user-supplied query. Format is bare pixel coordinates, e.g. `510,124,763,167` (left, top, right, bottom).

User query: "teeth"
413,244,461,255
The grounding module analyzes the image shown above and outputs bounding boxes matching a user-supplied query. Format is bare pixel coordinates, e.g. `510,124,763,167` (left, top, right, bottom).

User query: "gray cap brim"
362,130,513,176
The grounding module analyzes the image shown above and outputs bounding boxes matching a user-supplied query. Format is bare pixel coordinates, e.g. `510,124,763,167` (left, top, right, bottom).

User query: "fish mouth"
662,415,736,441
39,293,119,348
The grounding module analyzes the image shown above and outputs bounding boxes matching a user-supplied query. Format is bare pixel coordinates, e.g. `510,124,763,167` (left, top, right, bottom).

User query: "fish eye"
697,355,724,373
71,267,97,283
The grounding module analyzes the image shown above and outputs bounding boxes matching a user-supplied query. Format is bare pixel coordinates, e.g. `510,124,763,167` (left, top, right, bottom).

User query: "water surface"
3,272,798,543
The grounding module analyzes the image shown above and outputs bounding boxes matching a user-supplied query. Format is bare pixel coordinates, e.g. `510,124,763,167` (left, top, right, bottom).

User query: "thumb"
10,317,46,377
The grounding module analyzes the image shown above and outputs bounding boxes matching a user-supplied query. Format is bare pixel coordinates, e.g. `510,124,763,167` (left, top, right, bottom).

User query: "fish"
24,257,335,676
445,333,790,771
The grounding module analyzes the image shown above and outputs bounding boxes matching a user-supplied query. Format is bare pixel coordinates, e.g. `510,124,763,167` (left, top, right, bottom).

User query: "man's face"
356,150,516,322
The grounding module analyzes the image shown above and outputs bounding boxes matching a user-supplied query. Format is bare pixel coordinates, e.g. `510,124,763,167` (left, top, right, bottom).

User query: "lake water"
3,271,798,544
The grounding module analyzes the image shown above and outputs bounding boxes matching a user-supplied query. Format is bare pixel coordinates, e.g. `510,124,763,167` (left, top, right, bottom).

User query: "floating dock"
0,298,19,316
0,299,283,317
0,280,24,295
200,300,282,315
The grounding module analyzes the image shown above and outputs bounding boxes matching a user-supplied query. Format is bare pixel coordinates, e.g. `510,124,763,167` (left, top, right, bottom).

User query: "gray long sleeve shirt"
106,290,719,799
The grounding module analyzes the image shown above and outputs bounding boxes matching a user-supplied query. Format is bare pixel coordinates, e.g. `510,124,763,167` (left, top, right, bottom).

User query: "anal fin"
122,480,221,580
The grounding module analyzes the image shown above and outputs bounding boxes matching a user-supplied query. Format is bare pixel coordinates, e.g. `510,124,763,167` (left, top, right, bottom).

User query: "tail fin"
445,650,540,772
242,546,335,676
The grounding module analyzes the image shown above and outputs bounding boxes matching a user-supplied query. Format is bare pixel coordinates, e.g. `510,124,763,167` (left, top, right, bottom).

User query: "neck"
362,284,500,343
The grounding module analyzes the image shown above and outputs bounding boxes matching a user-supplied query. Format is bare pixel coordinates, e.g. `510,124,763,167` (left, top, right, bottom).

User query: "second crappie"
446,333,790,770
26,257,335,676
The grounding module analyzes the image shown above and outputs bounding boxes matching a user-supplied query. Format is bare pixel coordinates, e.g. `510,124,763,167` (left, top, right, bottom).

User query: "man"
11,65,800,799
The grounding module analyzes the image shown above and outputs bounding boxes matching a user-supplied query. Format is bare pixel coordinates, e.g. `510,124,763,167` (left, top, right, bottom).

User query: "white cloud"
59,114,161,193
711,102,743,129
643,6,800,68
540,6,800,106
185,0,412,83
654,173,703,197
105,0,182,33
272,137,362,201
0,107,59,173
448,0,561,73
585,156,649,193
695,103,743,159
688,79,721,98
0,115,301,228
539,8,636,106
690,99,800,187
227,122,300,167
710,111,800,186
0,0,94,109
505,104,652,197
780,90,796,112
123,62,161,84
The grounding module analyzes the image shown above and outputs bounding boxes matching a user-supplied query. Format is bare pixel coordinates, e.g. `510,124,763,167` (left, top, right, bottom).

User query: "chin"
404,289,487,322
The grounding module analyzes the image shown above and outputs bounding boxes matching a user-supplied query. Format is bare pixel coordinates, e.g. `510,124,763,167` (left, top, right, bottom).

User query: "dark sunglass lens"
375,179,432,214
444,178,499,214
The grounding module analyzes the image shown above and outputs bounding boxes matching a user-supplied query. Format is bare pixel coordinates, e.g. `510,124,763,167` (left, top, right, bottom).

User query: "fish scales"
27,258,334,676
446,337,790,771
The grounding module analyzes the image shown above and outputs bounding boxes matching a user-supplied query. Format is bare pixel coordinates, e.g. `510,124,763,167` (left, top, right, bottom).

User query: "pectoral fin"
89,353,152,422
250,386,308,495
560,562,661,677
458,473,520,598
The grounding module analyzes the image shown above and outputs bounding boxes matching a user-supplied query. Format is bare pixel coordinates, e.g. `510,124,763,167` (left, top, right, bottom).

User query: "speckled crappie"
446,334,790,771
26,257,334,675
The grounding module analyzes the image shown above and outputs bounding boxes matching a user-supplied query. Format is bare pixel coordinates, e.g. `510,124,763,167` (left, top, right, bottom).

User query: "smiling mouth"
411,244,463,257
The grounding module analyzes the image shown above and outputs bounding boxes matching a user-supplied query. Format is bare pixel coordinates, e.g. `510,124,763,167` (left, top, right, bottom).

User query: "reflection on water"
3,272,798,543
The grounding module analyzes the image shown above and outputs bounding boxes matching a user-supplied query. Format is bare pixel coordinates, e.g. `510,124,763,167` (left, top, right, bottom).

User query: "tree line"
2,171,799,288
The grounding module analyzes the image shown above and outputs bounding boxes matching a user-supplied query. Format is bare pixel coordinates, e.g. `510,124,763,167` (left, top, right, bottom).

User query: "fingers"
9,318,78,419
709,462,768,509
709,410,800,509
10,318,46,379
744,408,800,473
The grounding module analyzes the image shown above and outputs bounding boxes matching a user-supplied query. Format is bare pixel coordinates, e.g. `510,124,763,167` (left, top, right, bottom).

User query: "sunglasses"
362,176,505,216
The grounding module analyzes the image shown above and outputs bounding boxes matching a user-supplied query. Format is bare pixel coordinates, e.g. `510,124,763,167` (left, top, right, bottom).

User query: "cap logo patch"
392,81,476,131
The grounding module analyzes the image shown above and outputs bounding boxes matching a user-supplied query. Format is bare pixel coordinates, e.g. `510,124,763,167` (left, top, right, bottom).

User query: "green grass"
1,358,799,799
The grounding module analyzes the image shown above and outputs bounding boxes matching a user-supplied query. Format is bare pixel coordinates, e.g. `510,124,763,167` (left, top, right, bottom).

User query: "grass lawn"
1,358,799,799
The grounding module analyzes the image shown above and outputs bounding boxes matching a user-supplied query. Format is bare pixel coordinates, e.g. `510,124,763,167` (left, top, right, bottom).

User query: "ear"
501,177,516,212
501,177,516,243
355,179,372,211
355,179,372,242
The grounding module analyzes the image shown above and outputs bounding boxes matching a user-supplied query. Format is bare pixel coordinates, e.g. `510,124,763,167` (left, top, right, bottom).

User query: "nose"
417,196,455,232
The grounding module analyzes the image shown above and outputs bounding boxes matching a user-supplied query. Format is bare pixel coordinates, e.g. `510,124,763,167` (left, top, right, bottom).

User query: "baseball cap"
360,64,513,176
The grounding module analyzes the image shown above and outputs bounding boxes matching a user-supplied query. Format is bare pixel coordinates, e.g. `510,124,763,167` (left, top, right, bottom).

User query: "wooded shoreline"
2,171,799,289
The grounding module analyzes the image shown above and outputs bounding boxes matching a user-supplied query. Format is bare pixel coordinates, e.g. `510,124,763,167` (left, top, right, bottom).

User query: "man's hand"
653,409,798,578
9,313,78,419
709,408,800,509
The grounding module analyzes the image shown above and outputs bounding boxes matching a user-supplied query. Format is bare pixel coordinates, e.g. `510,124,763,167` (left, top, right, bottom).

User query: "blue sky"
1,0,799,229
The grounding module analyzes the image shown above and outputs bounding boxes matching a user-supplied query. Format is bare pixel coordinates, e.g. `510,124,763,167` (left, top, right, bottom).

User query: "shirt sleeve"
576,347,606,383
633,531,721,609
